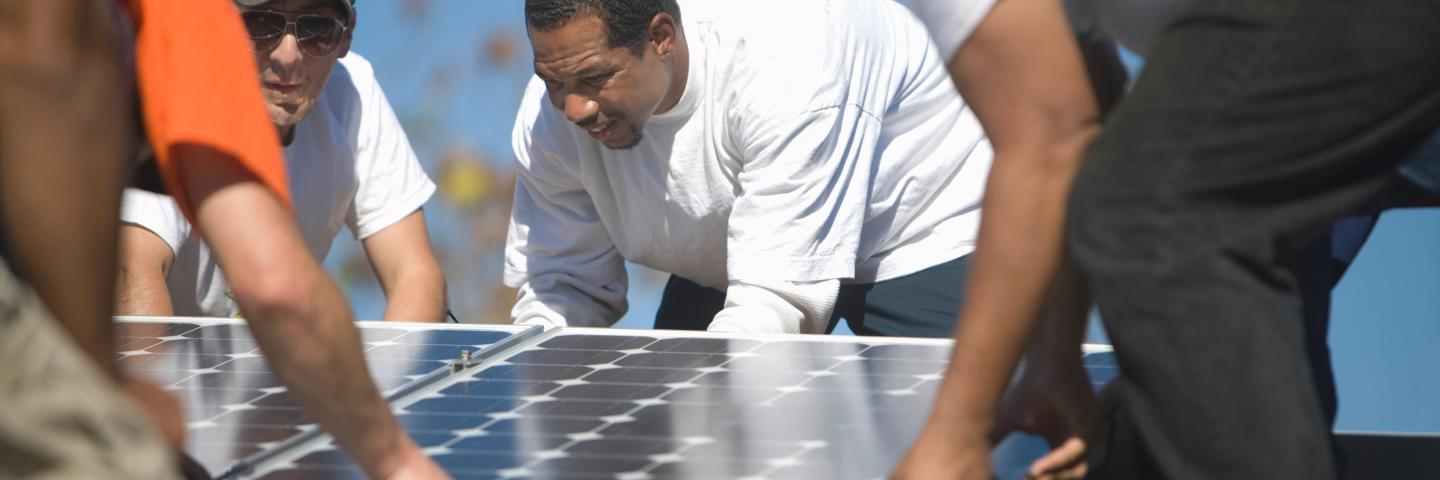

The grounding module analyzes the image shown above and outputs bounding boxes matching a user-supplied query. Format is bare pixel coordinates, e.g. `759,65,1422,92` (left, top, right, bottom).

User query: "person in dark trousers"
898,0,1440,478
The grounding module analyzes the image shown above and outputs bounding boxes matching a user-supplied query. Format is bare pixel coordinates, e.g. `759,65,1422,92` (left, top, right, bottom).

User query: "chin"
268,105,305,125
605,132,644,150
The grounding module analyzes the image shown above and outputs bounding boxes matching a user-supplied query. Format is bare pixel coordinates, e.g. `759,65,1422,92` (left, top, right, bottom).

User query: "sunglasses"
241,10,347,57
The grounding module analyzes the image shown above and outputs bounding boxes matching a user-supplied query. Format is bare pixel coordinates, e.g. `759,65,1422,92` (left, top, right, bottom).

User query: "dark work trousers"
1293,216,1377,437
1066,0,1440,476
653,255,969,338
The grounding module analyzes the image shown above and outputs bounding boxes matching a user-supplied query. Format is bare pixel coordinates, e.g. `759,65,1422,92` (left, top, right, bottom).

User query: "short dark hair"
525,0,681,56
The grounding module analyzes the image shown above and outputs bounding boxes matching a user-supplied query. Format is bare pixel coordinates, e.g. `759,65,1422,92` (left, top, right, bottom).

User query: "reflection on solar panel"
116,319,1128,479
116,319,531,476
255,329,1115,480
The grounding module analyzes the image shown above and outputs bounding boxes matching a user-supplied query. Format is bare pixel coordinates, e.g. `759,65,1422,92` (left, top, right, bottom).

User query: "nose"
270,33,303,69
562,92,600,125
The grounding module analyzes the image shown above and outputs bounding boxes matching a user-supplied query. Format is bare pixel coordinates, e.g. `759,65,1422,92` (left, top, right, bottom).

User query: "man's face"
239,0,352,130
529,15,674,150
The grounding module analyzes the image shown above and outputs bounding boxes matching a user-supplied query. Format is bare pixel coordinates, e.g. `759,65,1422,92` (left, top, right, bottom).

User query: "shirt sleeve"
119,188,190,256
127,0,291,224
726,105,884,284
709,279,839,334
904,0,999,56
503,82,628,327
713,94,882,334
341,55,436,240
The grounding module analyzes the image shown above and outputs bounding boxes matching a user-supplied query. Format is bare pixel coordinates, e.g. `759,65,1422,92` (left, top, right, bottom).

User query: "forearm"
1025,257,1090,364
245,270,416,478
183,153,414,478
115,226,176,316
508,271,628,327
0,0,130,377
363,210,448,322
930,0,1102,434
929,137,1093,432
115,265,175,316
380,268,447,322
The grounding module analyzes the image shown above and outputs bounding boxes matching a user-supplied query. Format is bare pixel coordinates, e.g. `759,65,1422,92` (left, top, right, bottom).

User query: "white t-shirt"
907,0,1191,57
904,0,998,59
506,0,993,332
122,53,435,318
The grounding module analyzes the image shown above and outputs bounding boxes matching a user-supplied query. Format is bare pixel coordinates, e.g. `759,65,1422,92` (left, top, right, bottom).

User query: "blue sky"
332,0,1439,433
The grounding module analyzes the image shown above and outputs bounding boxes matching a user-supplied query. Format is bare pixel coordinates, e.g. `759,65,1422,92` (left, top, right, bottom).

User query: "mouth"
264,81,303,94
582,120,618,142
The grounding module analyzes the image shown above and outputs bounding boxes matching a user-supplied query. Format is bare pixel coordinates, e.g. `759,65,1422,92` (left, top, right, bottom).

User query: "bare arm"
935,0,1098,435
896,0,1100,477
0,0,190,450
179,150,441,479
115,225,176,316
0,0,131,377
363,209,447,322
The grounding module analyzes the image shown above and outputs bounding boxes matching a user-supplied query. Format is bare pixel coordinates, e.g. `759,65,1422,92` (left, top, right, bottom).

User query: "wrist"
928,404,997,442
371,434,422,480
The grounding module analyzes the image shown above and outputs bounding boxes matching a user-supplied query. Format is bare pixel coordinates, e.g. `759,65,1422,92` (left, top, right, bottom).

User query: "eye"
583,73,613,86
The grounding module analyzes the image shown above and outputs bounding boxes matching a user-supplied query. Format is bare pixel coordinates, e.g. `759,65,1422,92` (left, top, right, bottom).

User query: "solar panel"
255,329,1115,480
115,318,533,476
112,318,1141,479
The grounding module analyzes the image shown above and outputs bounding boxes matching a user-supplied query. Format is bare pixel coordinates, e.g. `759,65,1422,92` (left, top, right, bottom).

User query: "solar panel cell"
581,366,701,384
506,348,626,365
448,433,571,452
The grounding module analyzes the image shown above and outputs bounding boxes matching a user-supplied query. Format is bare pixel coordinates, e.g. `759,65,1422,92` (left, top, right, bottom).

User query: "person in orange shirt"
0,0,447,478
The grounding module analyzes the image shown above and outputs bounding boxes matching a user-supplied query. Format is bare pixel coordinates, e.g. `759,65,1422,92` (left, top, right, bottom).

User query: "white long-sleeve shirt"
505,0,993,333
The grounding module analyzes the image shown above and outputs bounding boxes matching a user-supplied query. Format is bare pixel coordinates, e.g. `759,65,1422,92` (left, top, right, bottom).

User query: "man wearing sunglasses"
117,0,447,324
4,0,447,478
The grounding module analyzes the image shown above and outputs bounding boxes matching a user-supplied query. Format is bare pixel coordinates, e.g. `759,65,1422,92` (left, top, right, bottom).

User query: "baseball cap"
235,0,355,22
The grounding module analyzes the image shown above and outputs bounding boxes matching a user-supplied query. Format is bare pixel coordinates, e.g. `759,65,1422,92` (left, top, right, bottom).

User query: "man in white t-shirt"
117,0,446,322
507,0,992,335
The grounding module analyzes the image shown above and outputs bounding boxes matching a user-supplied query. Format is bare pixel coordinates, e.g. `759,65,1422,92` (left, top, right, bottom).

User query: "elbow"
228,263,321,329
992,117,1100,182
1040,106,1102,170
1050,119,1101,176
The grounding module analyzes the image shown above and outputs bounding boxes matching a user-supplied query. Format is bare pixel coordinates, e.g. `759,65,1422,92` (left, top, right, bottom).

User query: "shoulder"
332,51,387,102
714,1,919,129
337,51,377,82
512,76,580,171
318,52,375,118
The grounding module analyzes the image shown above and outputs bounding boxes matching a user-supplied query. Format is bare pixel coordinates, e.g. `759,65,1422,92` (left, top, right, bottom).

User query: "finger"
1028,437,1086,477
1033,461,1088,480
1058,462,1088,480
